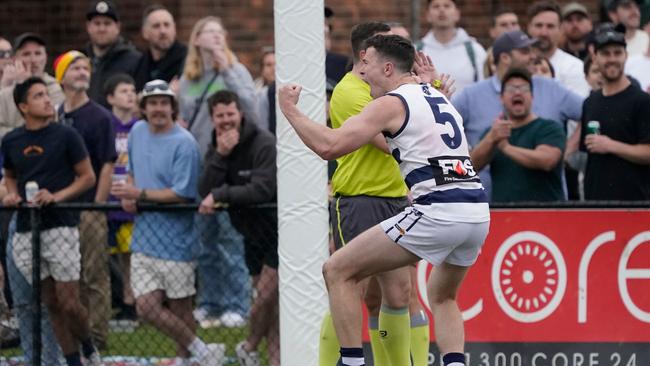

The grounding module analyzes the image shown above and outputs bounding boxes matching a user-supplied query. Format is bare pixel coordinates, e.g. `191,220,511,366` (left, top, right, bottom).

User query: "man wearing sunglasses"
470,68,566,202
0,33,64,139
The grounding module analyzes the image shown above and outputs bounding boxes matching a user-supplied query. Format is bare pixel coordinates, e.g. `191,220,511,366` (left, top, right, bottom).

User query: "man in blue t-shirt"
110,79,224,365
2,77,100,366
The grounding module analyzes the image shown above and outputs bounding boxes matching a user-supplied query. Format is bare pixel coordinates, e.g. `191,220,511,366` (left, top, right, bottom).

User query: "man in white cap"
111,79,225,366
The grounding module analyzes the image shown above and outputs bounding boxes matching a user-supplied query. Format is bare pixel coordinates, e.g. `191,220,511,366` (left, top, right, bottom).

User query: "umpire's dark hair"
363,34,415,74
501,67,534,95
527,1,561,21
13,76,46,115
103,73,135,97
207,90,242,116
350,22,391,62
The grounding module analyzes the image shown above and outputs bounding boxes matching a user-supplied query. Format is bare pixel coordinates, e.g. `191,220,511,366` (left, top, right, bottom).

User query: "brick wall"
0,0,601,78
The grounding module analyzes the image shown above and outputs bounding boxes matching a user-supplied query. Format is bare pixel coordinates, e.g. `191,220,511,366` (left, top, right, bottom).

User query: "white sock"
187,337,209,358
342,357,365,366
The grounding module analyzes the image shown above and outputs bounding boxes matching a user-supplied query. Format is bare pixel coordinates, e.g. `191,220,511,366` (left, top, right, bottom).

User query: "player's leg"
427,220,489,366
408,265,430,366
323,224,420,364
426,262,469,365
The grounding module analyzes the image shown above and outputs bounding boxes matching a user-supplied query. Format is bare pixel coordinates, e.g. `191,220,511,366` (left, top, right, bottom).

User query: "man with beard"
527,1,590,96
470,68,566,202
451,30,584,198
85,0,141,107
112,79,225,366
133,4,187,91
560,2,593,60
55,51,117,350
579,28,650,200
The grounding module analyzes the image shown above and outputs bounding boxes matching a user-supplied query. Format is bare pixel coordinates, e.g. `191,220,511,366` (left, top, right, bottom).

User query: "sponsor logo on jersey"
428,156,480,186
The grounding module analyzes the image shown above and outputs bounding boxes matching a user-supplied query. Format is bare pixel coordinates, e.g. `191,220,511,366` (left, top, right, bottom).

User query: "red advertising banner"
361,209,650,365
431,209,650,342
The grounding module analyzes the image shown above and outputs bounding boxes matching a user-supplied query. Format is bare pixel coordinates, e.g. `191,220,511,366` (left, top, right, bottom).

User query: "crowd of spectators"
0,0,648,365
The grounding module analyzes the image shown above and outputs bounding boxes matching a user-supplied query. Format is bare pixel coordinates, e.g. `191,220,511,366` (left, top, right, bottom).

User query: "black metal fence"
1,201,649,366
0,202,278,366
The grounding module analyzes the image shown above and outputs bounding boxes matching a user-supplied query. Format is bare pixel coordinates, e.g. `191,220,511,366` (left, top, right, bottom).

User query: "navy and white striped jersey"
383,83,489,223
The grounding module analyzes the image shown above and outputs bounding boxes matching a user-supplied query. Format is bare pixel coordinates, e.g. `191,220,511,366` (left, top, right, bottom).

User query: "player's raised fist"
278,83,302,111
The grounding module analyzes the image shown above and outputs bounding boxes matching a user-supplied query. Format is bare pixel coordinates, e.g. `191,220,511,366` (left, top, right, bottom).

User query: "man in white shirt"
625,41,650,92
608,0,649,56
527,1,590,96
419,0,487,93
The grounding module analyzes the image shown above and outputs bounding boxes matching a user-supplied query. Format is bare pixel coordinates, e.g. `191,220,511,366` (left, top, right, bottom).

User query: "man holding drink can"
2,77,102,366
580,26,650,200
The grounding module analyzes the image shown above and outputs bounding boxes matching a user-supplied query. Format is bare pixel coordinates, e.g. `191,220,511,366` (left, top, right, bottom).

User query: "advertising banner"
365,209,650,366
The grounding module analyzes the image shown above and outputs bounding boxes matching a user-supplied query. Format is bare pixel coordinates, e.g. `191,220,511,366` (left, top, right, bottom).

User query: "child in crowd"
104,73,139,323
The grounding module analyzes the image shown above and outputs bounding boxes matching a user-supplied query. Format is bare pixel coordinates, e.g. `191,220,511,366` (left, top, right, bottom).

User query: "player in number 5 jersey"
279,34,489,366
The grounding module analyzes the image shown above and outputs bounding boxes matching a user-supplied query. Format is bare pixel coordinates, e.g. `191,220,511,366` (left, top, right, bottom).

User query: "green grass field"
1,324,270,365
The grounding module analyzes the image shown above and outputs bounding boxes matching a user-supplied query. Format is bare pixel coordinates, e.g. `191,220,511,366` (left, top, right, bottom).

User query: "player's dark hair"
350,22,391,62
363,34,415,74
501,67,533,95
13,76,46,114
207,89,242,116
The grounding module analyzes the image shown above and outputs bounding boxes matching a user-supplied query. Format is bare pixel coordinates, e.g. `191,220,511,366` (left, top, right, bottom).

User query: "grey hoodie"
420,28,487,93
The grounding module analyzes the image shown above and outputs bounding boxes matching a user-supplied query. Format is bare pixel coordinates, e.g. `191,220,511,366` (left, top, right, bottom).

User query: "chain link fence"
0,202,278,366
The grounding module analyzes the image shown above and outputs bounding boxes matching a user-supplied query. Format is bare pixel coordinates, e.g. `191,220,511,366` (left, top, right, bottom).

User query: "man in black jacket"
198,90,279,366
84,0,141,107
133,4,188,91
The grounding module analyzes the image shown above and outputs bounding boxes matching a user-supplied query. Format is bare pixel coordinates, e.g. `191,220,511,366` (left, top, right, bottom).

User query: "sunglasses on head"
143,82,170,93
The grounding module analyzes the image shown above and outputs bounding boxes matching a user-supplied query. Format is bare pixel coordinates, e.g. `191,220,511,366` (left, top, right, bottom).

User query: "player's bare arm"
279,83,405,160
